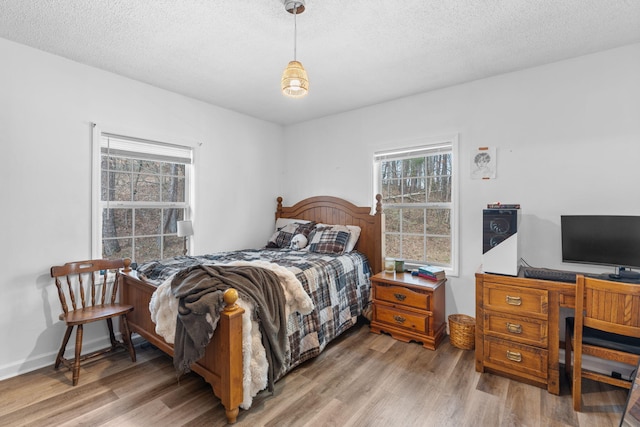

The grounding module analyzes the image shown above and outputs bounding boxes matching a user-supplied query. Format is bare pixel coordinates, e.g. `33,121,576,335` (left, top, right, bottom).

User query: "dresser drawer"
484,283,548,318
484,337,548,380
484,311,548,347
375,283,430,311
374,304,429,334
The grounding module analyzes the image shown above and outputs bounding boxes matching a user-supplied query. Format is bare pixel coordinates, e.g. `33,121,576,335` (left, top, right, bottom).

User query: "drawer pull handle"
506,350,522,363
394,293,407,302
506,295,522,306
506,322,523,334
393,315,406,324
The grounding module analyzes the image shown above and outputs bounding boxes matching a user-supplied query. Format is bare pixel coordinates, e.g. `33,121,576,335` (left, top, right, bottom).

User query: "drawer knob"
393,293,407,302
506,350,522,363
393,315,406,324
506,322,523,334
506,295,522,306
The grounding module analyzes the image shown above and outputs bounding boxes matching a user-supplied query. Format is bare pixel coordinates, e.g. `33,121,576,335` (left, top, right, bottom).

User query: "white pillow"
274,218,311,232
344,225,361,252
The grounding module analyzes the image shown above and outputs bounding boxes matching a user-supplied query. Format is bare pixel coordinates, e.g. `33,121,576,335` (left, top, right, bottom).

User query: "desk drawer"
484,337,548,379
560,293,576,308
374,304,429,334
375,283,430,311
484,283,548,318
484,311,548,347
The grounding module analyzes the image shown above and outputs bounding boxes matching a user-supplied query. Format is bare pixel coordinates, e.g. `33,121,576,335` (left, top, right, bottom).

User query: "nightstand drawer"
374,304,429,334
484,311,548,347
484,337,548,380
375,283,430,311
484,283,548,318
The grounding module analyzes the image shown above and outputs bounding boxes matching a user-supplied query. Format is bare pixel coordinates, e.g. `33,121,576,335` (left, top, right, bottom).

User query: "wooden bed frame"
120,195,382,423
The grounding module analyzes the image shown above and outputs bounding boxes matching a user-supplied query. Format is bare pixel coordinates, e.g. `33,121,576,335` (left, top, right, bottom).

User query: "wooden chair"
50,258,137,385
565,274,640,411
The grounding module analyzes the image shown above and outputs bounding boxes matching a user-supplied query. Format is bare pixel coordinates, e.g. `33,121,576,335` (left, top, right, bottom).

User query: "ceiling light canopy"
281,1,308,98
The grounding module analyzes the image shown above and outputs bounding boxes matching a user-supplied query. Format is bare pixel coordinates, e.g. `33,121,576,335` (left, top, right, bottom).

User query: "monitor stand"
609,268,640,281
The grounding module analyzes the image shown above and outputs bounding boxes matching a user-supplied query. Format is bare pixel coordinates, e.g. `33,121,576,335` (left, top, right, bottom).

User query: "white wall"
282,43,640,319
0,38,284,379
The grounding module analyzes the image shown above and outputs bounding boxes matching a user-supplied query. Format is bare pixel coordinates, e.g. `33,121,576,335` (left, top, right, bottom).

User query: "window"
374,135,458,274
92,127,193,264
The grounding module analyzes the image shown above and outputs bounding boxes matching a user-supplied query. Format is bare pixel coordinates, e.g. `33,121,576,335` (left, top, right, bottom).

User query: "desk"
475,272,576,394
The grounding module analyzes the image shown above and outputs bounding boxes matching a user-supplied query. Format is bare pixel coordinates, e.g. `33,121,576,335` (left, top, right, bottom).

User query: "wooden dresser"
370,271,446,350
475,272,576,394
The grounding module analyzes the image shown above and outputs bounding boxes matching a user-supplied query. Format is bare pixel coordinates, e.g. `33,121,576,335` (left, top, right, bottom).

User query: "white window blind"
101,133,193,165
373,143,452,163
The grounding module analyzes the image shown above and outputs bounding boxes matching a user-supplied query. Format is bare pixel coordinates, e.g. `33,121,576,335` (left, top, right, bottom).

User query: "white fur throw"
149,261,313,409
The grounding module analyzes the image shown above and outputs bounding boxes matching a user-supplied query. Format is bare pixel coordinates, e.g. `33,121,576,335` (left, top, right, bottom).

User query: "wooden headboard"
275,194,383,274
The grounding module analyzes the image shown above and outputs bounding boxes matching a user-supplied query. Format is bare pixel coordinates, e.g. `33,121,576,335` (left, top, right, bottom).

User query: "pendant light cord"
293,4,298,61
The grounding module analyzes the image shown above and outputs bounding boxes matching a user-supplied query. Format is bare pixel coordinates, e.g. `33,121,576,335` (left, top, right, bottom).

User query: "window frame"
373,134,459,276
91,124,195,263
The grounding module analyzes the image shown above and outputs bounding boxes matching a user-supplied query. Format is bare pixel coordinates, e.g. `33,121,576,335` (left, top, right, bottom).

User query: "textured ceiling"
1,0,639,125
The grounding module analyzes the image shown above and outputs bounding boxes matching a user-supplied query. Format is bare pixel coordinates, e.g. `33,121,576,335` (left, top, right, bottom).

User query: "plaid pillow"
308,226,351,254
267,221,316,249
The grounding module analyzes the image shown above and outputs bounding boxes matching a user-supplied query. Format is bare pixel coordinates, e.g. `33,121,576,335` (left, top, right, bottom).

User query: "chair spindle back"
51,259,130,315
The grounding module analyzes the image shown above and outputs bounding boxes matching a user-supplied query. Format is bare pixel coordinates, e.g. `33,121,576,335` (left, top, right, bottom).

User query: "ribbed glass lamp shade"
281,60,309,98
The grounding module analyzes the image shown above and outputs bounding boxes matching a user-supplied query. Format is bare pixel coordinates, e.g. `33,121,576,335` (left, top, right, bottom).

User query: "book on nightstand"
417,265,446,281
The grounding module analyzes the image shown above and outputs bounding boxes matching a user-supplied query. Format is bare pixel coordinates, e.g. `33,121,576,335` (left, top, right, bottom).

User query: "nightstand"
369,271,446,350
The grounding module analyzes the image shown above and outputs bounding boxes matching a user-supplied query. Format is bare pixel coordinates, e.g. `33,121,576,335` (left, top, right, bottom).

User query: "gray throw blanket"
170,264,288,391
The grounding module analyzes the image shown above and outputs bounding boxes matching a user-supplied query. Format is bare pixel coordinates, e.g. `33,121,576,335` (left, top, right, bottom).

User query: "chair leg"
564,321,572,380
120,315,137,362
106,318,118,350
72,324,83,386
56,325,73,369
572,348,582,411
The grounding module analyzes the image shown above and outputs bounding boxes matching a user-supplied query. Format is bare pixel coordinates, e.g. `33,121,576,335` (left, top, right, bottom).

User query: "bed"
120,195,383,424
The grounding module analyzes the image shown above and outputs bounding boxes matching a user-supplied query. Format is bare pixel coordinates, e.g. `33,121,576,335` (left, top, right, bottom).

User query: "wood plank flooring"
0,321,629,426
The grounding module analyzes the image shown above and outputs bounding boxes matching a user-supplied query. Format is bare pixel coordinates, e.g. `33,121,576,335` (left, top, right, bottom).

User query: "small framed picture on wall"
471,147,496,180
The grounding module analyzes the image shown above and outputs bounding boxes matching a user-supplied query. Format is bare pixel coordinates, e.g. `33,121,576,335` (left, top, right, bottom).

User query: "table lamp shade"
177,220,193,237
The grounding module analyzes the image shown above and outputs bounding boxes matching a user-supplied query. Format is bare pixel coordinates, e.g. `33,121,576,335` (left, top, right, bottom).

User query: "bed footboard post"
218,288,244,424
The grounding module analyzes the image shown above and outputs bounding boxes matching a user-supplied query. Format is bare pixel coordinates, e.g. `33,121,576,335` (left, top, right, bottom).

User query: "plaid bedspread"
137,248,371,372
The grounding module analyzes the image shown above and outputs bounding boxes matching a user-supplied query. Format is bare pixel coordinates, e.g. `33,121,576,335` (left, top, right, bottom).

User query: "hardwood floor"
0,321,629,426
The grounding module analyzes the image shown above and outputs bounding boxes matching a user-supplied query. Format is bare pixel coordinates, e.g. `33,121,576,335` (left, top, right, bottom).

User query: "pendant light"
281,1,308,98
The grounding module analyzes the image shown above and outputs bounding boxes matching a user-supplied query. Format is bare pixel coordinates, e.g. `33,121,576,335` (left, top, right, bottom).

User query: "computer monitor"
561,215,640,280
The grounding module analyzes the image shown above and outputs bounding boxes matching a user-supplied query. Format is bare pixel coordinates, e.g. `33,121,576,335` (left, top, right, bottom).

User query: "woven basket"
448,314,476,350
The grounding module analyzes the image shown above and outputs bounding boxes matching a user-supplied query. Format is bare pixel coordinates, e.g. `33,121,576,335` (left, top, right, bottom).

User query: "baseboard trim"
0,333,145,382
